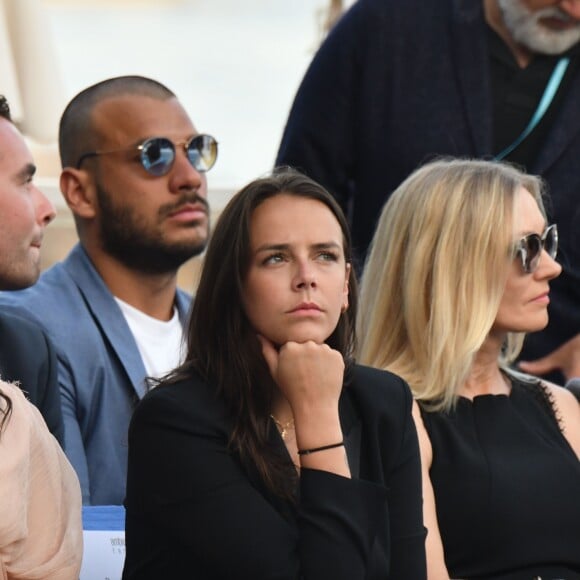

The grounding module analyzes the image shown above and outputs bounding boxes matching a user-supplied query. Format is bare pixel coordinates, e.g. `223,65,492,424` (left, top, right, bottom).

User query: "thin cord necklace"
270,414,294,440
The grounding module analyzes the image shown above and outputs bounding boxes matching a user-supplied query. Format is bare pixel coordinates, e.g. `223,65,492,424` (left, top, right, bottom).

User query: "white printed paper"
80,530,125,580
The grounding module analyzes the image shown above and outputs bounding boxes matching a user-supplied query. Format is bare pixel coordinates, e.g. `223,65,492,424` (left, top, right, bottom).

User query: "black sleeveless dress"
420,378,580,580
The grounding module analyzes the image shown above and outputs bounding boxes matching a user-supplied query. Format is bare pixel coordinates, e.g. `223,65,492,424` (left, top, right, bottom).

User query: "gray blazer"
0,244,191,505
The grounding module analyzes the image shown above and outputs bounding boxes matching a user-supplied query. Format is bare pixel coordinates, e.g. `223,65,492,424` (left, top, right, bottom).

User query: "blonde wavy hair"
357,159,547,412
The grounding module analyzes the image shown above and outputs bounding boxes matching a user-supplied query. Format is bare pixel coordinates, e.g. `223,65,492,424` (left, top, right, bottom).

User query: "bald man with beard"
0,77,218,505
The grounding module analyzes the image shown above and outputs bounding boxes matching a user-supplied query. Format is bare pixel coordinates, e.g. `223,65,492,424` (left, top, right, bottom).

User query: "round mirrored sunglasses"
76,134,218,176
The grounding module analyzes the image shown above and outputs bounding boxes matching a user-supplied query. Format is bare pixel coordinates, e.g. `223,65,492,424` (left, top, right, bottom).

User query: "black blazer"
0,311,64,444
123,364,426,579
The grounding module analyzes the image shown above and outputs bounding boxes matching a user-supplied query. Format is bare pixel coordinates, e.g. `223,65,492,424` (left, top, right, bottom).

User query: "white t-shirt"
114,297,185,379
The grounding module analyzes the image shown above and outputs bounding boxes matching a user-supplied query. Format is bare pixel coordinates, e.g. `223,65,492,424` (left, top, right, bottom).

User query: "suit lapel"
450,0,493,156
63,246,149,399
175,290,191,325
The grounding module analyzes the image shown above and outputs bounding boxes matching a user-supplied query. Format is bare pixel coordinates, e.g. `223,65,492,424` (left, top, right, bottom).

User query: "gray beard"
498,0,580,55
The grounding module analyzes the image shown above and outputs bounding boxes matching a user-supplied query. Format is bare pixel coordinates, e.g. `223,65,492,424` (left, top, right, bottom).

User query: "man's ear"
60,168,97,219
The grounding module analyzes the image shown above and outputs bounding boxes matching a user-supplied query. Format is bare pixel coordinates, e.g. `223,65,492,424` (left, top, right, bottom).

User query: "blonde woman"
358,159,580,579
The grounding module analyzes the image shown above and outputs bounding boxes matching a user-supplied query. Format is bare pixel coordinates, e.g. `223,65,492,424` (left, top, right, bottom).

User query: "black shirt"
488,26,580,169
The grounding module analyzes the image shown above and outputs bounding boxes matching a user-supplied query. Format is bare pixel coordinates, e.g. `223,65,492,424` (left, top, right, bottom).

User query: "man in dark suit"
0,95,63,442
277,0,580,383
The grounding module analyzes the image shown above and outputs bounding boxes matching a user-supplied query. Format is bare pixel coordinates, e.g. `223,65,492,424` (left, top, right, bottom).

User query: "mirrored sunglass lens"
141,138,175,176
187,135,217,172
544,226,558,258
525,235,542,272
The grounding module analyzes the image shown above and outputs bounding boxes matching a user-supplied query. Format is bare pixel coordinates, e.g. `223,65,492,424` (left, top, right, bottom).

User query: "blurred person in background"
278,0,580,384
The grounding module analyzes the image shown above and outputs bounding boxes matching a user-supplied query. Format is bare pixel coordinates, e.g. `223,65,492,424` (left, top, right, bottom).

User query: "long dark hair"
167,168,358,498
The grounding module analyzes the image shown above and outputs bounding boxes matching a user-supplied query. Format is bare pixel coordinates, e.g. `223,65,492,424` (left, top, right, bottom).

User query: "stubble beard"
0,251,40,290
96,183,209,275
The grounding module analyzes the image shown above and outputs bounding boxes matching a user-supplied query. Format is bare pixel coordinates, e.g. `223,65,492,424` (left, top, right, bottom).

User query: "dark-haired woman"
0,381,82,578
122,169,426,579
